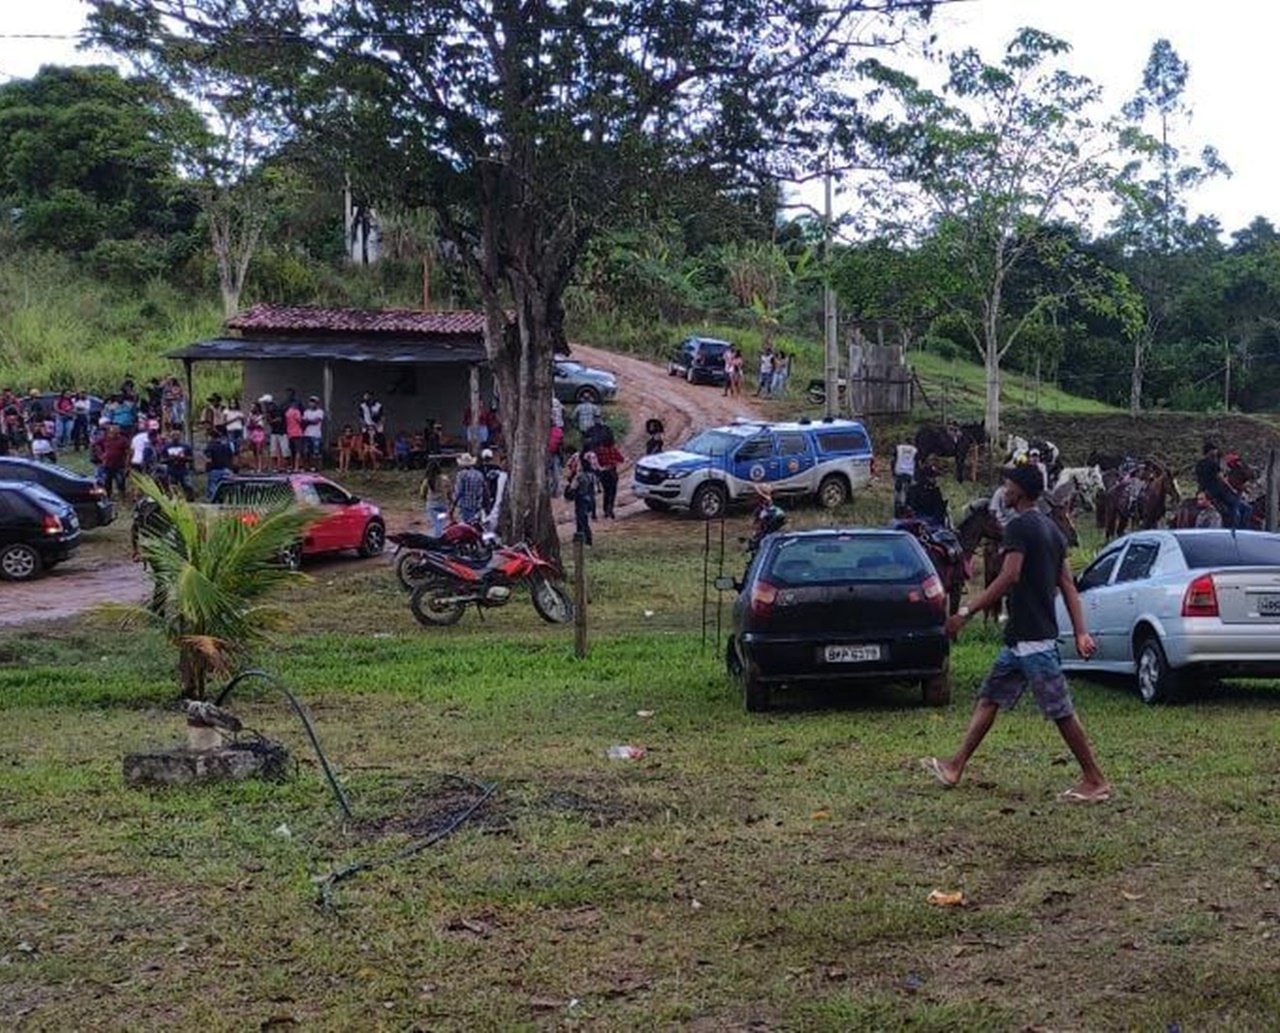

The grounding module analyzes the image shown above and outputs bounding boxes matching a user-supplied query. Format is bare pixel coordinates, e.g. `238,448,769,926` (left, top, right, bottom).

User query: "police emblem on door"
749,464,766,481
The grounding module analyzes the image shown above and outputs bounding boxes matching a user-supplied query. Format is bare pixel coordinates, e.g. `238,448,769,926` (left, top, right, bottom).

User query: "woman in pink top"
285,401,305,471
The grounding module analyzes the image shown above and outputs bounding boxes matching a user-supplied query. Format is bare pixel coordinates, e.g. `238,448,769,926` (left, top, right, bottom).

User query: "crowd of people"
719,345,791,400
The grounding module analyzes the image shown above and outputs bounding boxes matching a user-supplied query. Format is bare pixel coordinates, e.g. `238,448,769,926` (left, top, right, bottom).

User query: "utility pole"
1224,341,1232,411
823,165,838,419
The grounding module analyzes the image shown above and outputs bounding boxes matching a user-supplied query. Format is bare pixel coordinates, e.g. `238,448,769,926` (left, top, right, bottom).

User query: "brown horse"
956,494,1079,620
914,421,985,483
1103,462,1180,538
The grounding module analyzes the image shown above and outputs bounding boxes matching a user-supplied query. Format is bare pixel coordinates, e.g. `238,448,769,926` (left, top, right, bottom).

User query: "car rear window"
214,481,294,507
814,429,870,454
1177,533,1280,569
766,535,927,585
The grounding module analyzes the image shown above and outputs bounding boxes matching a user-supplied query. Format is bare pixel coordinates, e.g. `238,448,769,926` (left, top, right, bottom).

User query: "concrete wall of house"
241,360,490,443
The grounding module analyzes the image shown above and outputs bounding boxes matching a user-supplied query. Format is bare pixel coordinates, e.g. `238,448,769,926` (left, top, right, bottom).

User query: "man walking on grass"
921,464,1110,803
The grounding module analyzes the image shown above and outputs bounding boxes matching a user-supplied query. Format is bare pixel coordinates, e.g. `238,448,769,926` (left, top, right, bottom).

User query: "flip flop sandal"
1058,788,1111,804
919,756,957,789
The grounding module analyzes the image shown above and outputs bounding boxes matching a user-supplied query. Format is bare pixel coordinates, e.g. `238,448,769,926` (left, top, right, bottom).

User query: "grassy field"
4,468,1280,1030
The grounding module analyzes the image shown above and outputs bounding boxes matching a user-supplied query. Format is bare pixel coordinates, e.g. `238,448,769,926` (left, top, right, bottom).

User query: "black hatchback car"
0,480,81,580
0,457,114,528
667,336,732,386
720,528,951,711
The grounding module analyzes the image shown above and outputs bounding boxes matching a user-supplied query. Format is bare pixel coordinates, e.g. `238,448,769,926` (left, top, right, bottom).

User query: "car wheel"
358,520,386,557
667,364,677,377
0,543,42,581
280,542,303,571
574,386,602,405
643,499,670,512
817,474,850,509
731,643,770,712
922,659,952,707
691,482,727,520
686,368,697,385
1136,634,1179,704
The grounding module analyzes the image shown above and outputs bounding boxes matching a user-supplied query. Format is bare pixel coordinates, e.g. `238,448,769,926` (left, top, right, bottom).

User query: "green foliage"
100,475,315,699
0,65,202,256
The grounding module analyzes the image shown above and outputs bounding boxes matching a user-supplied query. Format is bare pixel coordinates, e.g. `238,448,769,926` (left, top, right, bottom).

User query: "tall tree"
89,0,930,549
1113,39,1228,414
865,28,1119,444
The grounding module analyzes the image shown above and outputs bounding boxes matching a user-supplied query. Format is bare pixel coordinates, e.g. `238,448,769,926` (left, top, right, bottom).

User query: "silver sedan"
1056,529,1280,703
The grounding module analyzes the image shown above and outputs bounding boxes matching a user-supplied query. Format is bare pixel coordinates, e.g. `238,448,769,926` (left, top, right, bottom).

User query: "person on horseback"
1195,441,1250,529
904,457,948,526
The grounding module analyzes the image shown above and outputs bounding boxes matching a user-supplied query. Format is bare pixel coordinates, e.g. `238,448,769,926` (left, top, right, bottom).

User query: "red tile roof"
226,304,488,337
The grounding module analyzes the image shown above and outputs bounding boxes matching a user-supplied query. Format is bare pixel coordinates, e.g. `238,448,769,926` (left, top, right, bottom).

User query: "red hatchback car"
211,474,386,568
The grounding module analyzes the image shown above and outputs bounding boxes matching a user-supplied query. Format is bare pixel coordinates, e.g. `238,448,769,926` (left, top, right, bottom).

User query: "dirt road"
0,347,762,627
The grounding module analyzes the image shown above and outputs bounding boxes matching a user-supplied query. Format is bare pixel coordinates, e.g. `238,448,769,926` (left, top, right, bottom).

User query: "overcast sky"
1,0,1272,236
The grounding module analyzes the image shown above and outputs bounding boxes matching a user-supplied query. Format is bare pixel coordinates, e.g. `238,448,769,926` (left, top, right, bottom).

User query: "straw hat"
456,453,476,467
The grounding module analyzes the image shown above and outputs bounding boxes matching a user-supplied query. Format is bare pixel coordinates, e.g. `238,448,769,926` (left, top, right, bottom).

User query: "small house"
169,304,497,443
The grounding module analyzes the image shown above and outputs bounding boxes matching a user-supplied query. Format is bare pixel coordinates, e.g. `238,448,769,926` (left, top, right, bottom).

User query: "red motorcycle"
409,540,573,626
389,522,495,591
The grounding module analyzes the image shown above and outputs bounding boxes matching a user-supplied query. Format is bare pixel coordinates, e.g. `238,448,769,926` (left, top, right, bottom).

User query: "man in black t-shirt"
920,464,1110,803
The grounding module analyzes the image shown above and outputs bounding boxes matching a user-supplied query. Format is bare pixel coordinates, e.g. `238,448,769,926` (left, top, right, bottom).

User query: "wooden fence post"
1267,448,1279,533
573,536,587,658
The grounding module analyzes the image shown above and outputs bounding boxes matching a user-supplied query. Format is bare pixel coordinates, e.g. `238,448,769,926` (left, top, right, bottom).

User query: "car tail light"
1182,574,1219,617
749,580,778,619
42,513,63,535
921,573,947,613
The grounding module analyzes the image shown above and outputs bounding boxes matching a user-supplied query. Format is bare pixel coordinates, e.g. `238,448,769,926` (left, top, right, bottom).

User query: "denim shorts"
980,646,1074,721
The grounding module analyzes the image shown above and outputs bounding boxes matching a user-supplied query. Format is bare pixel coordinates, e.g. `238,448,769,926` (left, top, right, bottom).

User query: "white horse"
1054,465,1105,511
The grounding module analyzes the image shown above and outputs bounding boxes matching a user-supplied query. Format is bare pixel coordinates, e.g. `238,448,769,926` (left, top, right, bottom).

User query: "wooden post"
322,360,334,460
573,536,587,658
468,363,481,455
1267,448,1279,533
183,358,195,450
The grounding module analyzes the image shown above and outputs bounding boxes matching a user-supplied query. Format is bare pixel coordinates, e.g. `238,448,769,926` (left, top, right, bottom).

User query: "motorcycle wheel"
410,583,467,626
395,550,432,591
530,575,574,624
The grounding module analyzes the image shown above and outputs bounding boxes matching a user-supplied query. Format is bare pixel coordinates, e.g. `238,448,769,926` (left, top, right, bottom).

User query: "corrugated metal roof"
225,303,489,336
167,337,486,364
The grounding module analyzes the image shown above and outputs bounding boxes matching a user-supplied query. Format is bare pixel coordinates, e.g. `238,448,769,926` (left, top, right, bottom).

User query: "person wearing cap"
1028,447,1049,493
1195,441,1250,528
921,462,1109,804
451,452,487,525
301,396,326,471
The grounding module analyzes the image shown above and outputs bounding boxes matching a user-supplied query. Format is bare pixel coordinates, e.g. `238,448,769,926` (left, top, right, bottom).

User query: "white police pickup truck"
632,418,874,519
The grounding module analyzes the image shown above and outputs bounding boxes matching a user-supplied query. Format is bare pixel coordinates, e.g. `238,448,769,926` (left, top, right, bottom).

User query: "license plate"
1259,595,1280,616
824,644,881,663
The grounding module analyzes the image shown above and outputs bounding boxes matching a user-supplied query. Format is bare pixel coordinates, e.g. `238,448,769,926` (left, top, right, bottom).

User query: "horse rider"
905,456,949,526
1195,441,1251,529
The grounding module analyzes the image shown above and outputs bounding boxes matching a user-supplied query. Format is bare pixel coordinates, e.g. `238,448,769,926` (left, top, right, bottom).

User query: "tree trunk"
483,278,559,563
178,643,207,701
1130,334,1144,417
984,347,1001,452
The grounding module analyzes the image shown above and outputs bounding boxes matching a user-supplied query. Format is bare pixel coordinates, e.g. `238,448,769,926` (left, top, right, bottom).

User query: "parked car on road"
1057,529,1280,702
667,336,732,386
553,359,618,405
0,480,81,581
719,528,951,711
0,457,114,528
632,418,874,519
134,473,385,571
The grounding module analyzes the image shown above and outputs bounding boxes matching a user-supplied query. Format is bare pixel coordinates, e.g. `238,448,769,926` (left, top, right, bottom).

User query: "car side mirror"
714,574,740,592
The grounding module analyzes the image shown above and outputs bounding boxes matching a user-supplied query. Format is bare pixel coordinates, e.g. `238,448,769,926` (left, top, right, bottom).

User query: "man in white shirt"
893,442,917,515
302,396,325,471
130,425,153,475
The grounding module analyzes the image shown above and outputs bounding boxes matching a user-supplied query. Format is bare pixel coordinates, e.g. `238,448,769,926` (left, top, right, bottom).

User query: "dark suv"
0,457,114,528
0,480,81,580
667,336,732,386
